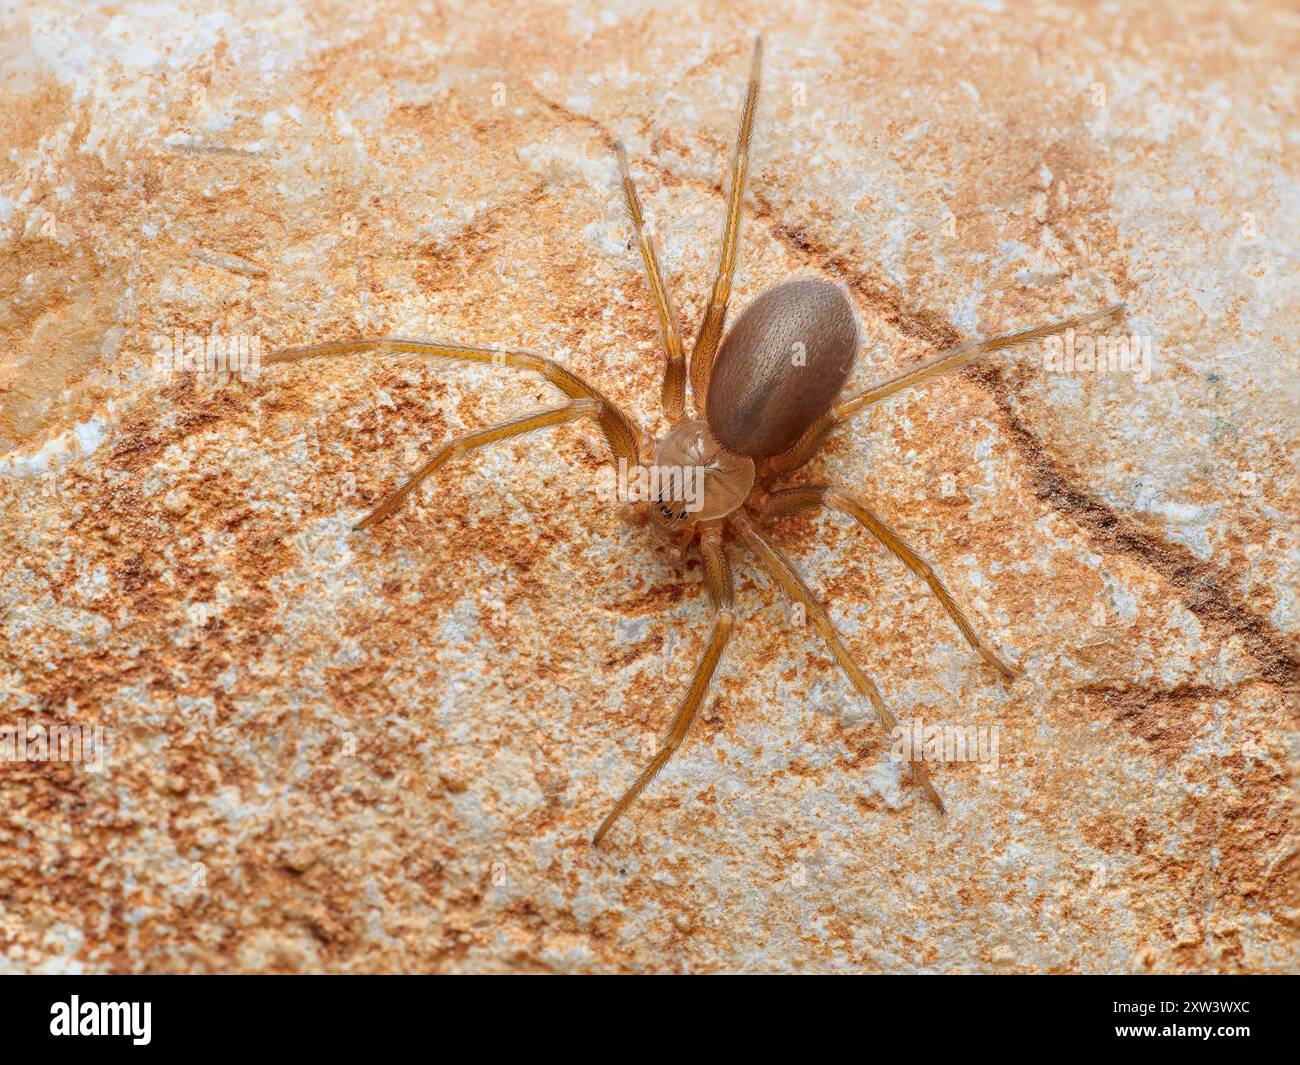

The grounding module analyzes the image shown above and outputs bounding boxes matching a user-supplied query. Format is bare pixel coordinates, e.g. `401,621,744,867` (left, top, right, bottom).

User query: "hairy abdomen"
705,276,858,458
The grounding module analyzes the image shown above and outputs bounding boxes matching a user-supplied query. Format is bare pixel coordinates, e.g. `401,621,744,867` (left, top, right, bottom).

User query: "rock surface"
0,0,1295,973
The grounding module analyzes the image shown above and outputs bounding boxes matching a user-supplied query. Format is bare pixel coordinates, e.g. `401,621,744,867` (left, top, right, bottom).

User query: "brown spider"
266,37,1122,844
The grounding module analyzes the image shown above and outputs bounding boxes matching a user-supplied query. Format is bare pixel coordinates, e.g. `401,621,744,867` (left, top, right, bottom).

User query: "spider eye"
677,511,687,520
660,506,672,518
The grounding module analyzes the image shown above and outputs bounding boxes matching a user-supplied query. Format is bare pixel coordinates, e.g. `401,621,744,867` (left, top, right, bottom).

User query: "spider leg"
355,399,599,530
593,522,734,845
835,303,1127,421
265,337,642,467
761,411,836,481
751,485,1018,678
763,303,1126,480
730,511,945,813
615,141,687,423
689,36,762,412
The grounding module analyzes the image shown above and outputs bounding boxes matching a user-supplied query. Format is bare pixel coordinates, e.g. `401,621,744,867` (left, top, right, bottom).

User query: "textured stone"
0,0,1294,973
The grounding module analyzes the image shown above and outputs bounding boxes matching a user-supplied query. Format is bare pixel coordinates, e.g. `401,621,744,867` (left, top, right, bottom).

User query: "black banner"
1,974,1290,1054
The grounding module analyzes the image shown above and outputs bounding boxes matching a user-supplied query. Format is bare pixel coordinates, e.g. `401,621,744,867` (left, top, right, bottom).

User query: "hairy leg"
765,303,1125,479
835,303,1126,421
594,521,735,844
355,400,599,530
615,141,686,422
730,511,945,812
266,337,642,467
751,485,1017,677
689,36,763,412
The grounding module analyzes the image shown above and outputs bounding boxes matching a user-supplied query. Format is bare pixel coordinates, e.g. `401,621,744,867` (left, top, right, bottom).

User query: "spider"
265,37,1122,844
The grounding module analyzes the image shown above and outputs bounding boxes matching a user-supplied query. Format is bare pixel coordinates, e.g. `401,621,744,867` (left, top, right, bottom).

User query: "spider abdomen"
705,275,858,458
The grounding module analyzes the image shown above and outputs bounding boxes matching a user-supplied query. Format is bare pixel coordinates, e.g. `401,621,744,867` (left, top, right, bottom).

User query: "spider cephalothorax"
266,37,1123,844
648,419,754,529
